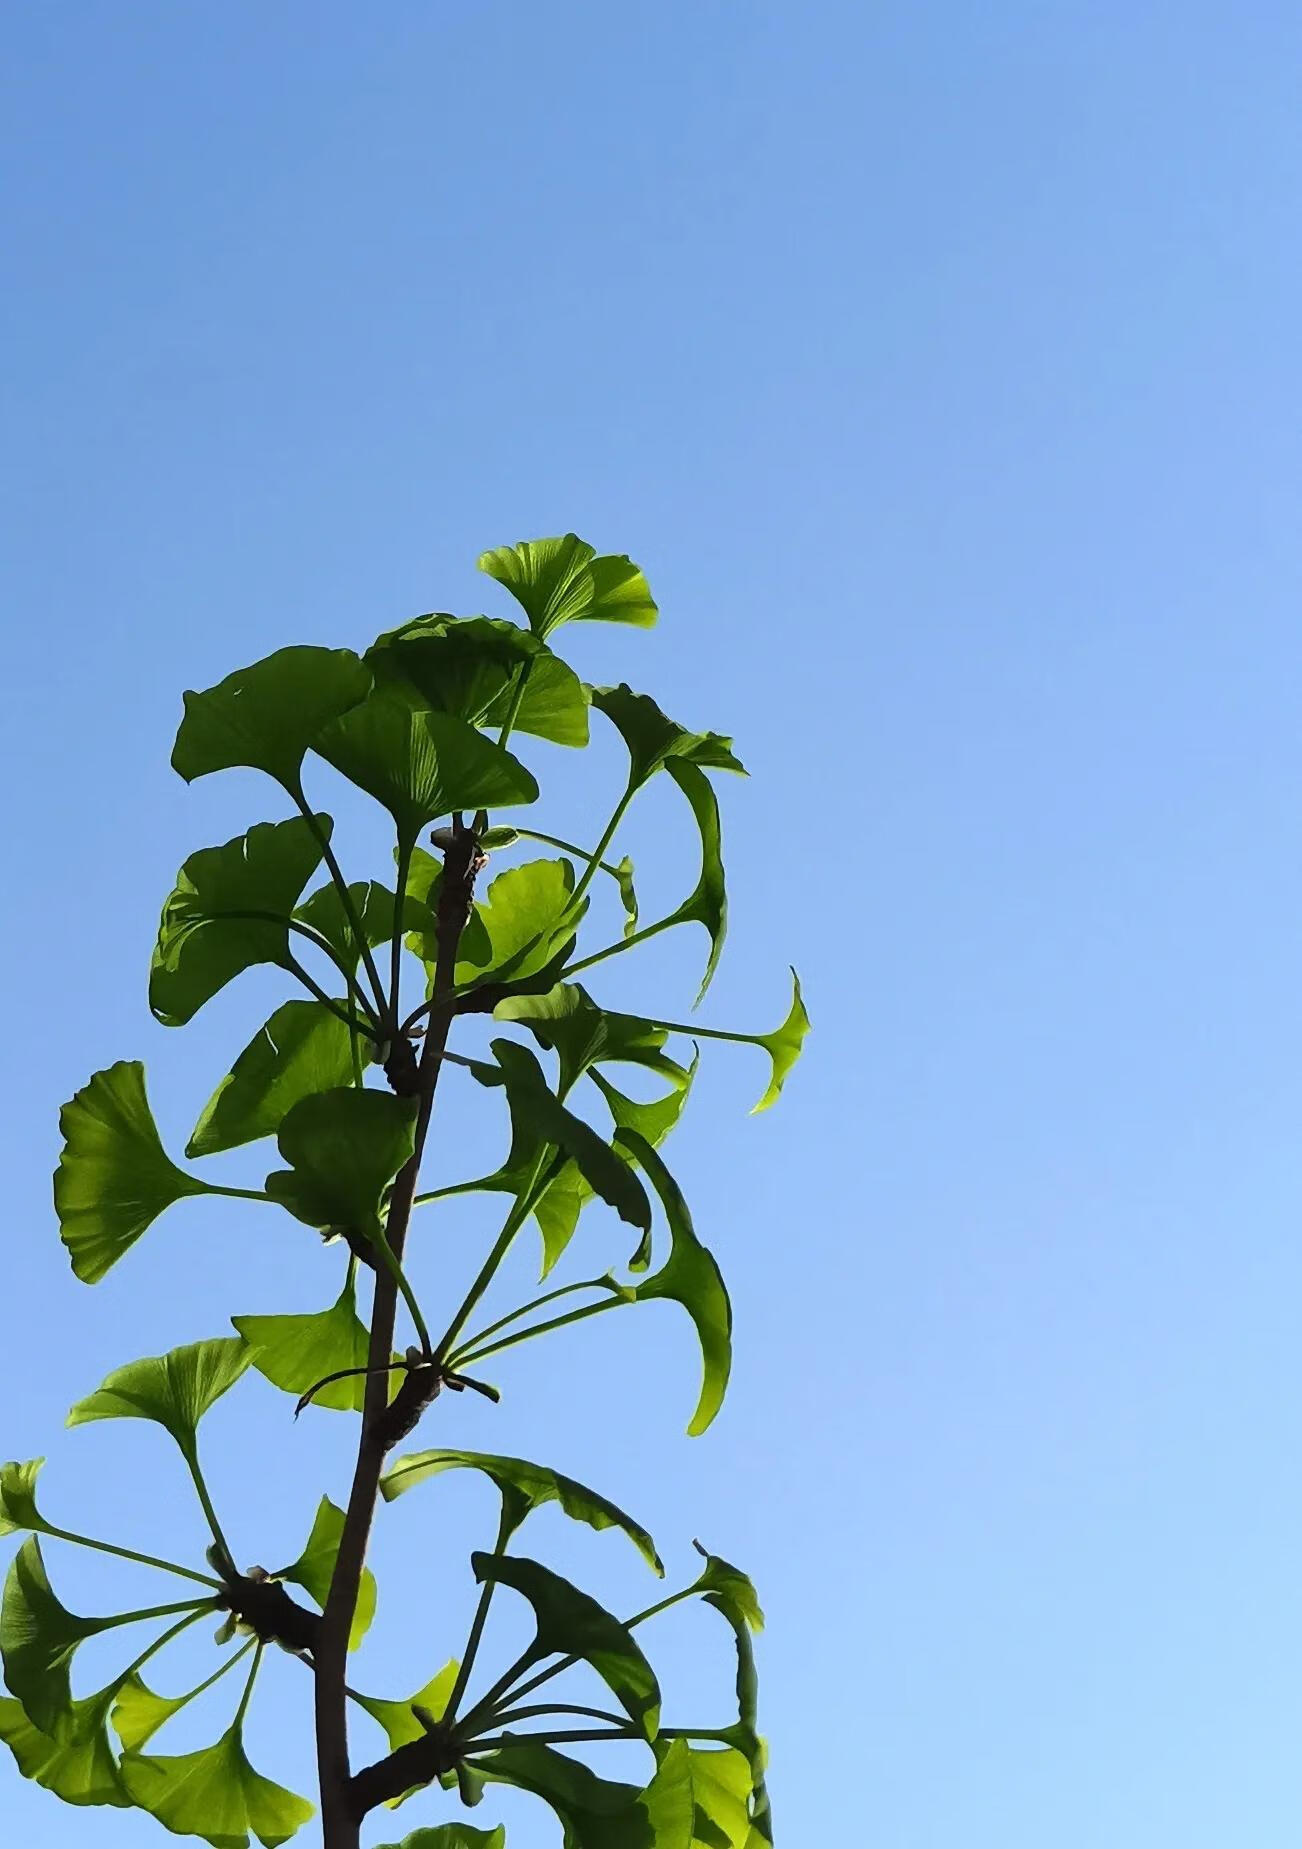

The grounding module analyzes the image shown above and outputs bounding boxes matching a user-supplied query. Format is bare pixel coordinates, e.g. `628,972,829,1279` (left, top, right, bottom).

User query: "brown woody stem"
313,825,482,1849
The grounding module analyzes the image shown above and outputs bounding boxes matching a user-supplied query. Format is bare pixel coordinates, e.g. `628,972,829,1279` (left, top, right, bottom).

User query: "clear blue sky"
5,4,1302,1845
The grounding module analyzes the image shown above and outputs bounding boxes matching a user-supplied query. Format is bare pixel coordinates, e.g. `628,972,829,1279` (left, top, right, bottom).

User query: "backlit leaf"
294,879,407,976
314,695,537,844
748,971,810,1114
278,1498,375,1652
112,1673,197,1752
590,685,743,789
55,1061,207,1284
380,1450,662,1573
616,1133,732,1436
0,1688,126,1807
150,817,332,1027
494,985,676,1098
661,761,728,1004
688,1546,764,1635
369,613,588,747
0,1460,48,1538
187,1003,358,1157
264,1089,417,1233
479,535,657,640
471,1554,660,1741
375,1829,506,1849
67,1338,251,1460
121,1723,314,1848
353,1659,458,1757
233,1277,372,1414
171,647,371,789
1,1540,117,1735
456,860,584,991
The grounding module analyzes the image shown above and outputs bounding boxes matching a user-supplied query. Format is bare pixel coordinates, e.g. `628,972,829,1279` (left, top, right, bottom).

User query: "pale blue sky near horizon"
6,4,1302,1846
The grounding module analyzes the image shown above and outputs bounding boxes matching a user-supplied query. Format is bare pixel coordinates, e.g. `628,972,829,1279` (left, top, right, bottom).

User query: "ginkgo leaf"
0,1460,50,1539
112,1674,197,1752
472,1044,650,1237
494,985,677,1098
0,1688,127,1807
188,1003,358,1157
55,1061,208,1284
1,1539,119,1735
688,1545,764,1634
314,695,538,844
747,971,810,1114
590,685,744,788
479,1738,691,1849
456,860,584,991
479,535,657,639
67,1338,251,1461
171,647,372,789
380,1451,662,1573
294,879,409,976
661,760,728,1004
277,1498,375,1651
470,1554,660,1741
150,817,332,1027
615,1133,732,1436
121,1723,314,1848
369,613,588,747
264,1089,417,1233
375,1828,506,1849
352,1660,459,1810
233,1277,372,1413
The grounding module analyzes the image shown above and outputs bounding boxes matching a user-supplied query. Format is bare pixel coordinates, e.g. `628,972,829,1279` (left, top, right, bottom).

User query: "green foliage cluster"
2,535,807,1848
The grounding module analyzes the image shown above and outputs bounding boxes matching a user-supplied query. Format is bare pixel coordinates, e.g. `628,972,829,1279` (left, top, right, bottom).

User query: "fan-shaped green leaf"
0,1689,126,1807
67,1338,251,1459
471,1554,660,1741
479,535,657,640
232,1277,372,1413
293,878,403,978
495,985,676,1098
705,1611,771,1845
187,1003,358,1158
370,613,588,747
354,1657,457,1753
456,860,584,990
171,647,371,789
661,761,728,1003
314,696,537,843
474,1044,650,1238
590,685,744,789
264,1088,416,1232
616,1133,732,1436
748,971,809,1114
278,1498,375,1652
380,1451,662,1573
0,1460,50,1538
480,1738,692,1849
55,1061,208,1284
112,1673,196,1752
121,1723,314,1848
688,1546,764,1635
375,1828,506,1849
150,817,333,1027
1,1540,117,1735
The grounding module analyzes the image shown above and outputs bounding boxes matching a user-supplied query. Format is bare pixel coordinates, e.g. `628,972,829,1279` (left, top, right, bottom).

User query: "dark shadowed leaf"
473,1044,650,1238
1,1540,118,1735
55,1061,208,1284
471,1554,660,1740
314,695,538,843
369,613,588,747
278,1498,375,1652
0,1688,126,1807
171,647,371,789
264,1089,417,1232
294,879,406,976
233,1277,372,1413
121,1723,314,1848
479,1738,692,1849
188,1003,358,1157
150,817,332,1027
615,1133,732,1436
590,686,744,789
380,1451,661,1573
479,535,657,640
67,1338,251,1461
